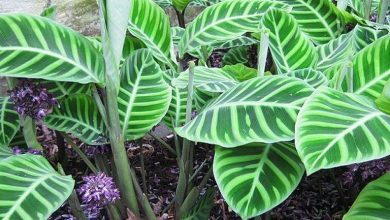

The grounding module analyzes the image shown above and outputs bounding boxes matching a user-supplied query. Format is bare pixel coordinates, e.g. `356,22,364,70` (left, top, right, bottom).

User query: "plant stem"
22,117,42,150
175,9,186,28
61,132,98,174
258,30,269,77
347,62,354,93
337,0,348,10
377,0,389,24
91,84,109,128
55,131,68,168
189,158,208,183
365,0,373,19
149,132,177,156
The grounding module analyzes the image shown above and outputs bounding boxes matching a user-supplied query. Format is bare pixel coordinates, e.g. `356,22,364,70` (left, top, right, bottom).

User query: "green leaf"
40,81,91,99
0,154,74,219
194,88,215,111
262,8,318,74
210,36,258,50
316,33,355,72
286,68,328,88
222,63,258,82
222,46,249,66
176,76,314,147
171,27,185,46
119,49,171,140
44,95,108,145
172,67,238,93
295,87,390,175
344,173,390,220
0,97,20,148
40,5,57,19
352,35,390,99
348,0,367,17
9,130,27,149
122,36,146,59
173,0,191,12
376,80,390,115
278,0,345,44
153,0,173,8
178,0,287,57
128,0,175,67
0,147,13,161
163,86,188,128
353,25,389,51
214,142,304,219
0,14,104,84
182,188,215,220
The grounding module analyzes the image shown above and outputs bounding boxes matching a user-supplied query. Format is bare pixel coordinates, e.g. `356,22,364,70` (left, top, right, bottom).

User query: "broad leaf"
182,188,215,220
348,0,366,17
0,97,20,148
0,147,13,161
0,154,74,219
194,88,215,111
122,36,146,59
344,173,390,220
296,87,390,175
316,33,354,72
172,67,238,93
171,27,185,46
0,14,104,84
153,0,173,8
40,81,91,99
261,8,317,74
353,25,389,51
176,76,314,147
119,49,171,140
128,0,175,67
286,68,328,88
44,95,108,145
178,0,287,57
214,142,304,219
352,35,389,99
210,36,258,49
163,87,188,128
278,0,345,44
222,46,249,66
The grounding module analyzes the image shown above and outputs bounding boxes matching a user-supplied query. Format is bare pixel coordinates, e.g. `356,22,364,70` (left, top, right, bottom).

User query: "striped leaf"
44,95,108,145
210,36,258,49
178,0,287,57
175,76,314,147
295,87,390,175
194,88,215,111
316,33,355,72
172,67,239,93
118,49,171,140
348,0,366,17
0,97,20,148
171,27,185,46
214,142,304,219
9,130,27,149
353,25,389,51
278,0,345,44
344,173,390,220
352,35,390,99
222,46,249,66
261,8,317,74
40,81,91,99
0,147,13,161
0,154,74,219
286,68,328,88
173,0,191,12
0,14,104,84
182,188,215,220
128,0,175,67
153,0,173,8
122,36,146,59
163,86,188,128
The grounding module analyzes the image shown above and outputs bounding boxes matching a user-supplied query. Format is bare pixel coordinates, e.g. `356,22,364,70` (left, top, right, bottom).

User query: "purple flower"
11,146,42,155
77,172,120,217
9,80,58,120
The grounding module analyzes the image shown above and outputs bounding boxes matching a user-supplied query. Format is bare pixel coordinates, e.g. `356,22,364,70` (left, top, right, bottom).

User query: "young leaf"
222,46,249,66
119,49,172,140
178,0,288,57
278,0,345,44
0,97,20,148
214,142,304,219
44,95,108,145
344,173,390,220
261,8,318,74
172,67,239,93
316,33,354,72
128,0,176,67
222,63,258,82
0,14,104,84
286,68,328,88
352,35,390,99
175,76,314,147
295,87,390,175
0,154,74,219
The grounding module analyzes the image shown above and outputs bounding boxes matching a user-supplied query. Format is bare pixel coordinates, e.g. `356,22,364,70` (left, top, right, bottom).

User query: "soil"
36,124,390,220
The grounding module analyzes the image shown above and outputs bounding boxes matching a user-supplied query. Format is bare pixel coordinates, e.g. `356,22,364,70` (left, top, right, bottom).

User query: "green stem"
377,0,389,24
365,0,373,19
61,132,98,173
138,139,148,193
258,30,269,77
149,132,177,156
175,9,186,28
22,117,42,150
189,159,207,183
347,62,354,93
92,84,109,128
